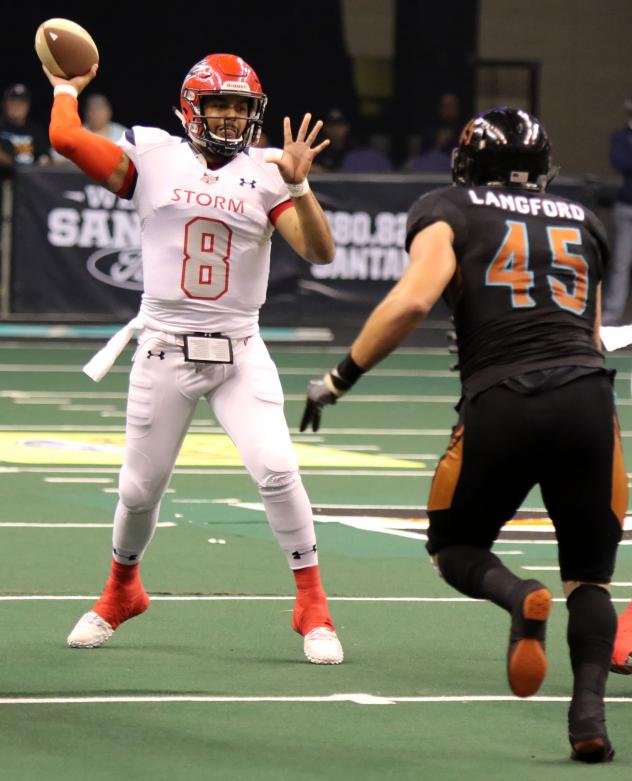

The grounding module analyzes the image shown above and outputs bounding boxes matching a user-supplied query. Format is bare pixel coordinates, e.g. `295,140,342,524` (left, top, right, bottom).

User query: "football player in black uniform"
301,108,624,763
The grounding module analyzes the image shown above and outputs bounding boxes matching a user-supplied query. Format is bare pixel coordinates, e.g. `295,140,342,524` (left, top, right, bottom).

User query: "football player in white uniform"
44,53,343,664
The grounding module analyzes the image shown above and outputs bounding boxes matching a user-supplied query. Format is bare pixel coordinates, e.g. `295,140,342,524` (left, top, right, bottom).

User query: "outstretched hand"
265,113,329,183
300,375,342,432
42,63,98,96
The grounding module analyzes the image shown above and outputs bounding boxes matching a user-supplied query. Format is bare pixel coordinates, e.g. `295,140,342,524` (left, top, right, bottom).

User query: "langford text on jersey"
468,189,585,221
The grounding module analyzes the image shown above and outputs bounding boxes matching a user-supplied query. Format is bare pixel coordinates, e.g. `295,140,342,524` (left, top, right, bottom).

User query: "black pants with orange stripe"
426,373,625,583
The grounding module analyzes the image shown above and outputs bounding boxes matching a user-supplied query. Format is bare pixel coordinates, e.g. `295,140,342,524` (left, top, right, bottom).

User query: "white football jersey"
118,127,292,337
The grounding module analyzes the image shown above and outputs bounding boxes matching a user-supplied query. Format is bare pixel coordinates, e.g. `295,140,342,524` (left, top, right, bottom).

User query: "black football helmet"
452,108,555,190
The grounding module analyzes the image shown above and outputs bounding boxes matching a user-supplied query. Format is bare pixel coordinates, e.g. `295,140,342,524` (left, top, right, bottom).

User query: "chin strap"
172,106,186,129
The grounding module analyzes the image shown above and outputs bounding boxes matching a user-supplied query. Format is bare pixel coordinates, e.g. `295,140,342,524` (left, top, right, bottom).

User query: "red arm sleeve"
49,93,124,183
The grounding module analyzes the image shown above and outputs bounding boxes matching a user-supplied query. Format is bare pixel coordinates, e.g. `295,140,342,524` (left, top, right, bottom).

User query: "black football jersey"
406,185,609,395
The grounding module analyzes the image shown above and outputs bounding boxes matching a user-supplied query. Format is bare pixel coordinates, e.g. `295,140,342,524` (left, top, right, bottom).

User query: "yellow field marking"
0,432,423,469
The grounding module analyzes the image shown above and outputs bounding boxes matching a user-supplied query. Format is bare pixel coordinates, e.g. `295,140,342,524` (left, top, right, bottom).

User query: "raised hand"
42,63,98,96
265,113,329,183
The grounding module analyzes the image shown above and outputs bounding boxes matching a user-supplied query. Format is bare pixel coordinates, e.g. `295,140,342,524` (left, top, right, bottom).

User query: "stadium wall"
479,0,632,177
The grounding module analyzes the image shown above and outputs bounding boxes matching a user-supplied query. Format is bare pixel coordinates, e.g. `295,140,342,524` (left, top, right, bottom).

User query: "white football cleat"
67,610,114,648
611,653,632,675
303,627,344,665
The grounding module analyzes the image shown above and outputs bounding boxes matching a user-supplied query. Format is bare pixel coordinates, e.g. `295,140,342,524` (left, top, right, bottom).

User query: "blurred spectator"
312,108,355,171
83,94,128,141
421,92,462,154
603,96,632,325
403,126,453,173
0,137,13,173
0,84,50,165
341,147,392,173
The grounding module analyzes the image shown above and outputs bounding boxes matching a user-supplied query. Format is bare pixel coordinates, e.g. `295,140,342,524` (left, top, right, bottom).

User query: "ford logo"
86,247,143,291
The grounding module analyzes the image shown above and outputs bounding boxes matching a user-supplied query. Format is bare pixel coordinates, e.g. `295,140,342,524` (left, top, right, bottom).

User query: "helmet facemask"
181,89,266,158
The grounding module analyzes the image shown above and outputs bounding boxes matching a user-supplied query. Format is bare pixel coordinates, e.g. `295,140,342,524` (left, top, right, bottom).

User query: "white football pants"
112,329,318,570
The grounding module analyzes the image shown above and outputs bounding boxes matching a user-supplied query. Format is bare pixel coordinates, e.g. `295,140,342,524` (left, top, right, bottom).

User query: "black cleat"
569,702,614,763
570,739,614,764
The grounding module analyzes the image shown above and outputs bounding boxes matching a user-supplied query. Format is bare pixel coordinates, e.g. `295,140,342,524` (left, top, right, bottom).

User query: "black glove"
300,353,366,432
300,374,342,432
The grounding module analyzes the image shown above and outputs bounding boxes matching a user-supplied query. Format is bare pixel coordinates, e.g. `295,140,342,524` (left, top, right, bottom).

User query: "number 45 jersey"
118,127,292,337
405,185,610,397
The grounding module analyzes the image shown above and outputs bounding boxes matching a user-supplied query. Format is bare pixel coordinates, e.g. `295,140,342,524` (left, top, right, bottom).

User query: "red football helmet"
179,53,267,157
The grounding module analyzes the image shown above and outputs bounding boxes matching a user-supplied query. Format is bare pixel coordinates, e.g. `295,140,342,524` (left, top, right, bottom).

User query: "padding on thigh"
612,416,628,524
126,371,155,429
428,425,464,512
252,365,284,404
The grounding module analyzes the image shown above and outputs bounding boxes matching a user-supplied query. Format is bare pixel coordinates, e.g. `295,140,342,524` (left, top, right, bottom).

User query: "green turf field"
1,340,632,779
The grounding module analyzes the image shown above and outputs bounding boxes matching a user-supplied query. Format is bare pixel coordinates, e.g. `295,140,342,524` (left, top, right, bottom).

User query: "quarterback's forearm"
291,192,335,263
49,92,130,194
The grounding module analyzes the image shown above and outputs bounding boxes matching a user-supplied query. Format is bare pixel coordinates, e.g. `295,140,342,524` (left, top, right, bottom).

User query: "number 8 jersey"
405,184,610,398
118,126,292,337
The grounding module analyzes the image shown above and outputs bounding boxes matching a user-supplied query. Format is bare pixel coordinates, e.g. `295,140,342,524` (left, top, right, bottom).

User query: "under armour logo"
202,171,219,184
291,544,317,560
113,547,138,562
147,350,165,360
239,178,256,188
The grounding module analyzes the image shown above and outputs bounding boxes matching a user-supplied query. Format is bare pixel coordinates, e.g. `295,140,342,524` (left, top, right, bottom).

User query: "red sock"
92,560,149,629
613,602,632,665
292,565,334,635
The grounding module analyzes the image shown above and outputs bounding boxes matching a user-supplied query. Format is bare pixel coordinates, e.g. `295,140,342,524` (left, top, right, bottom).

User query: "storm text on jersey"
171,188,245,213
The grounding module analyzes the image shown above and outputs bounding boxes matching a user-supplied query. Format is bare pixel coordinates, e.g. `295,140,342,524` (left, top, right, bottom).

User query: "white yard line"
0,424,455,436
0,467,431,477
60,405,119,412
12,398,72,405
1,693,631,706
0,522,176,528
44,477,113,484
0,364,128,373
0,425,127,431
277,368,458,378
0,391,126,399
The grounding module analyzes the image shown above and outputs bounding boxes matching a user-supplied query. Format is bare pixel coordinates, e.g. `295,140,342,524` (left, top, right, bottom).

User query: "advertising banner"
9,167,596,325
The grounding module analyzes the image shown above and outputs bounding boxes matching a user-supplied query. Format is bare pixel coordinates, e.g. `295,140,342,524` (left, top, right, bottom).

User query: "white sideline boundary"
0,522,176,529
1,693,632,706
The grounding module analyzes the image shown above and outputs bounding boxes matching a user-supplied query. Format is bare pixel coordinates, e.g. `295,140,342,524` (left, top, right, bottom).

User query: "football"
35,18,99,79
